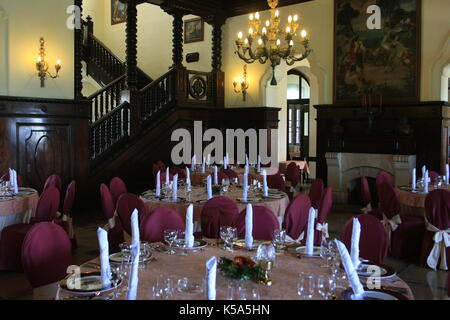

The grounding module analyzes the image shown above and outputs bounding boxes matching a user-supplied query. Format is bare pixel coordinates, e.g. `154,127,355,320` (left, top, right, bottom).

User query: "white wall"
0,6,8,95
0,0,74,99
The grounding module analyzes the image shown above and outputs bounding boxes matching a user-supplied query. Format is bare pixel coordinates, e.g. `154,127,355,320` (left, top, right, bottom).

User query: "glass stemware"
297,273,315,300
226,227,238,252
222,178,230,193
163,229,177,255
272,229,287,254
152,275,174,300
220,226,230,250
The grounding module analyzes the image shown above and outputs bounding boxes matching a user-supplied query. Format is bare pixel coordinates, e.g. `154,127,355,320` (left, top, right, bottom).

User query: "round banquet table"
140,186,290,228
190,167,279,187
58,241,414,300
397,185,450,218
0,188,39,237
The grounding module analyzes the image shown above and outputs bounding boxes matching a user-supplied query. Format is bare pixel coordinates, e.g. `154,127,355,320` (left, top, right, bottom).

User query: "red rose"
233,256,256,267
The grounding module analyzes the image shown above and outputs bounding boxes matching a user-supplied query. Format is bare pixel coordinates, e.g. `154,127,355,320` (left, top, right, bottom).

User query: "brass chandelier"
235,0,312,86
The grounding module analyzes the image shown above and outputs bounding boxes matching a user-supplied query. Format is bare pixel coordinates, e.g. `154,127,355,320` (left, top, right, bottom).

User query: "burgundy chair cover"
22,222,72,288
309,179,324,209
448,273,450,298
43,174,62,192
170,167,186,179
314,187,333,245
282,194,311,241
1,172,23,187
341,214,389,265
0,187,60,271
376,171,394,198
109,177,127,207
222,169,238,179
217,171,229,184
62,181,76,215
140,208,185,243
286,162,300,188
152,161,166,177
116,193,148,235
100,184,124,251
360,177,371,207
428,171,440,183
201,197,239,238
235,206,280,241
267,173,292,200
420,189,450,269
378,183,425,259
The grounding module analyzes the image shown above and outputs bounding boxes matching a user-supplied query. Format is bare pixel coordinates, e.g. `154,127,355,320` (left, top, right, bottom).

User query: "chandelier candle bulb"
249,28,254,35
266,20,270,27
255,12,260,20
238,32,243,39
288,15,293,23
293,14,298,22
258,39,263,46
262,27,267,34
249,13,254,21
275,10,279,18
276,39,281,46
286,26,291,33
301,30,307,38
289,40,294,47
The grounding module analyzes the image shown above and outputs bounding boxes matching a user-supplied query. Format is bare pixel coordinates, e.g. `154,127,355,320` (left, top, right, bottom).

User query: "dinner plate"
172,239,208,250
355,262,396,279
141,193,161,200
294,246,322,257
60,271,121,295
236,197,263,203
109,251,153,264
160,197,185,203
342,288,409,300
263,194,285,199
234,239,270,250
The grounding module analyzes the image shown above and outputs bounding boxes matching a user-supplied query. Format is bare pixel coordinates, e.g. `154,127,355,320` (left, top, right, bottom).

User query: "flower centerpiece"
218,256,265,282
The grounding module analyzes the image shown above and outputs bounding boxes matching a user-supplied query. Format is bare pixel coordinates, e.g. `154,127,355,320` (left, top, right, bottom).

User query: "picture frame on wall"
111,0,127,25
184,18,204,44
333,0,421,104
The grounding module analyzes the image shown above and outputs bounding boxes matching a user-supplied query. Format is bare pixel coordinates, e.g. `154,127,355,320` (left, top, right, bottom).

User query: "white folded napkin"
205,256,217,300
257,155,261,173
192,154,196,167
224,156,228,169
446,164,449,184
412,168,416,191
424,170,429,193
334,239,365,299
242,173,248,202
97,228,112,289
245,204,253,249
202,158,206,174
127,241,140,300
422,165,427,179
351,218,361,270
214,166,218,185
156,170,161,197
207,154,211,166
207,175,213,200
131,209,140,252
306,208,316,256
245,154,249,167
245,163,249,176
12,169,18,194
186,167,191,190
262,169,269,197
172,174,178,200
185,204,194,248
165,167,170,186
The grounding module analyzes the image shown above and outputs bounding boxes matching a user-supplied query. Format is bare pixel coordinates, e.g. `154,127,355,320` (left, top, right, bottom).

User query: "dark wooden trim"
125,0,138,92
224,0,314,17
74,0,84,100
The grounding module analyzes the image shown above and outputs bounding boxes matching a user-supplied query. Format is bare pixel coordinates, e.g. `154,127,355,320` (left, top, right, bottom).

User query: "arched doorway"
286,69,310,160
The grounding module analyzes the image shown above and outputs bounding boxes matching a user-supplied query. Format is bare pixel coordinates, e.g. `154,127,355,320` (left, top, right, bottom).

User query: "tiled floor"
0,204,448,300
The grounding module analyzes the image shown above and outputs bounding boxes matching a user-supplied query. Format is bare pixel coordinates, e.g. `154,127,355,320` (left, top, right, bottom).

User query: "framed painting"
111,0,127,25
334,0,421,104
184,18,204,44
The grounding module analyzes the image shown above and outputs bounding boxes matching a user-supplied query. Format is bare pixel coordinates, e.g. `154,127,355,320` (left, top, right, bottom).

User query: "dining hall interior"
0,0,449,301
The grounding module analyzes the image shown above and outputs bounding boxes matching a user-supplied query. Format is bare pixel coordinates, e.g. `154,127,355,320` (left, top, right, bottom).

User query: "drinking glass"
272,229,287,254
220,226,230,250
256,243,276,262
297,273,315,300
177,277,205,294
222,179,230,193
163,229,177,255
152,275,174,300
226,227,238,251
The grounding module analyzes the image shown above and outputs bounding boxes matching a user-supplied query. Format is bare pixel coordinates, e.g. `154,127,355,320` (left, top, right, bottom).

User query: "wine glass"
152,275,174,300
272,229,287,254
226,227,238,252
163,229,177,255
222,178,230,193
220,226,230,250
297,273,315,300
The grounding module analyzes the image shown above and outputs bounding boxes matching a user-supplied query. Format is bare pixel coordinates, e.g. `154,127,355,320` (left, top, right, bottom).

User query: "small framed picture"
184,18,204,44
111,0,127,25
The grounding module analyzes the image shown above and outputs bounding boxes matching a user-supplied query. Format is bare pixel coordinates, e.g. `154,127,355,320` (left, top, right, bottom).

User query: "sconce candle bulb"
233,65,250,101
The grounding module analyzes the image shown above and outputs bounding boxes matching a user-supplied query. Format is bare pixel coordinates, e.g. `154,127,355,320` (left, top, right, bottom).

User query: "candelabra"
35,37,61,88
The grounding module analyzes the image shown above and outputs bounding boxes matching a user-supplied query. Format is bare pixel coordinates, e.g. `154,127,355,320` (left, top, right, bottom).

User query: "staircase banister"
87,74,126,101
90,101,130,127
139,67,177,93
88,33,124,64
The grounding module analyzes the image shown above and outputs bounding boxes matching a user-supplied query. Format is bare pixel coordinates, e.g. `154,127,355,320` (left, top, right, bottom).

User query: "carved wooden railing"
90,101,130,162
88,75,126,124
81,18,152,88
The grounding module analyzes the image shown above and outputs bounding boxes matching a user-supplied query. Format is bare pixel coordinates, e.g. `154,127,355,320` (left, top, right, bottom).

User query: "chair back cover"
222,169,238,179
314,187,333,245
235,206,280,241
140,208,185,243
286,162,300,188
152,161,166,177
341,214,389,265
22,222,72,288
428,171,440,183
360,176,372,206
378,183,400,219
267,173,287,193
43,174,62,192
309,179,324,209
100,184,115,219
282,194,311,241
62,181,76,215
420,189,450,268
34,187,60,222
1,172,23,187
217,171,229,184
201,197,239,238
109,177,127,206
116,193,148,235
376,171,394,196
170,167,186,179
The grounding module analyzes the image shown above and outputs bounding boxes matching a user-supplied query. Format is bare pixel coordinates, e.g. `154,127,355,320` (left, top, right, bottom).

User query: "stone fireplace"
326,153,416,204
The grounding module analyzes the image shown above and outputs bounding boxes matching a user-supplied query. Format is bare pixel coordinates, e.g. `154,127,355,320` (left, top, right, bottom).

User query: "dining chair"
235,206,280,241
54,181,77,249
109,177,127,207
286,162,300,189
420,189,450,270
140,208,184,243
152,161,166,177
282,194,311,242
201,196,239,239
308,178,324,209
267,173,292,200
100,184,124,251
43,174,62,192
116,193,148,236
221,169,238,180
314,187,333,246
341,214,389,265
22,222,72,300
428,171,440,183
170,167,186,179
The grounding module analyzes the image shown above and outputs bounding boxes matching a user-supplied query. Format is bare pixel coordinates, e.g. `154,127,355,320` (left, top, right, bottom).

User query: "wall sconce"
233,65,249,101
35,37,61,88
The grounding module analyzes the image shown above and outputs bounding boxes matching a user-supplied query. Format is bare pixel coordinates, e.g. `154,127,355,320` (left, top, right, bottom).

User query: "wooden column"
207,16,225,108
74,0,84,100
